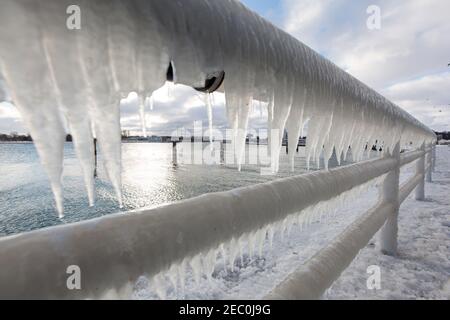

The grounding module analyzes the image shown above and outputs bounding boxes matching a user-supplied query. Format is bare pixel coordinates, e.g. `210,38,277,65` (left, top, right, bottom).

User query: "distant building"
148,135,162,142
0,133,32,142
435,131,449,141
298,137,306,146
121,130,130,138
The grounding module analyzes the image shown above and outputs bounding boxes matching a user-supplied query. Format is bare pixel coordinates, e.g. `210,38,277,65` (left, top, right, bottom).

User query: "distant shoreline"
0,141,33,144
0,140,282,146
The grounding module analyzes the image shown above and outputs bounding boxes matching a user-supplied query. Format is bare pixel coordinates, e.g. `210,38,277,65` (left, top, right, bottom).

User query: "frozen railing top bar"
0,0,436,216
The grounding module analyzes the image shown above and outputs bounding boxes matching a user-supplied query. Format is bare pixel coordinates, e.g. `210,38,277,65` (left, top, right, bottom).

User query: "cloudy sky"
1,0,449,134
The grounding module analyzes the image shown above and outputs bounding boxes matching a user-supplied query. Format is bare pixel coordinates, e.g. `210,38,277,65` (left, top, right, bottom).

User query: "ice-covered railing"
0,143,436,299
266,143,436,299
0,0,436,216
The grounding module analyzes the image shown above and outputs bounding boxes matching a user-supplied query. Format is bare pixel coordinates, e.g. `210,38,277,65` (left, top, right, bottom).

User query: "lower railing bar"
399,174,424,204
265,201,395,300
400,149,424,166
425,149,433,182
266,147,430,300
432,145,436,172
415,144,426,201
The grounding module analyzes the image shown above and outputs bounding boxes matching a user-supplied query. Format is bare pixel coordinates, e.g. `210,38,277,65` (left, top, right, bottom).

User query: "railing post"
426,143,432,183
415,143,425,200
220,140,225,164
379,142,400,256
172,141,178,165
432,144,436,172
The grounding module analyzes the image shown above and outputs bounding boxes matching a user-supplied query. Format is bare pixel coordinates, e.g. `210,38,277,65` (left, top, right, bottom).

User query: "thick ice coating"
0,0,435,215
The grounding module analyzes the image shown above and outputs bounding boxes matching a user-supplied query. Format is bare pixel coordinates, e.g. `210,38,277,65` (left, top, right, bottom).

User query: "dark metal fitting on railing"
166,62,225,93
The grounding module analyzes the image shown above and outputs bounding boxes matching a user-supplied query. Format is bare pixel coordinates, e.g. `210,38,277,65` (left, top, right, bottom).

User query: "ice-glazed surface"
0,0,435,215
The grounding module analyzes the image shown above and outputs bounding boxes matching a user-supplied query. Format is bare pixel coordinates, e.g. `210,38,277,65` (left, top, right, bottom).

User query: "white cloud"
1,1,449,134
0,101,21,118
117,82,230,135
283,0,332,41
383,72,450,131
0,101,25,133
282,0,450,131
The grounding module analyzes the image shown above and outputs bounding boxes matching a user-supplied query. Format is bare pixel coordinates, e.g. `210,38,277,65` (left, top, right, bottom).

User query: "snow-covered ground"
327,145,450,300
132,146,449,300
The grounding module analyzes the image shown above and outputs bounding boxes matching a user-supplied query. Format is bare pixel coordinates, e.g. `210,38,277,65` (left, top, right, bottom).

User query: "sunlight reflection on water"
0,142,326,236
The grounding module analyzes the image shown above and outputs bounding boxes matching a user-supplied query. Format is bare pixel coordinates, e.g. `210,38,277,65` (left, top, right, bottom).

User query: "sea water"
0,142,323,236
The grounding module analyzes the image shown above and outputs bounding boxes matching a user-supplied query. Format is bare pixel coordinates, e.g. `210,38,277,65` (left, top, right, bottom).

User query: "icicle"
203,249,217,281
152,273,167,300
298,212,305,231
220,244,227,268
286,87,307,171
256,228,267,257
228,238,239,272
178,260,187,298
269,79,294,173
268,227,275,250
279,218,287,242
248,232,257,260
105,1,138,95
138,95,147,137
167,264,178,295
76,3,124,207
266,93,275,158
224,86,252,171
305,116,321,170
167,81,174,98
314,110,334,169
150,95,155,111
0,3,66,217
41,22,97,208
205,93,214,147
238,235,245,265
189,254,203,284
286,215,295,237
91,98,123,207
